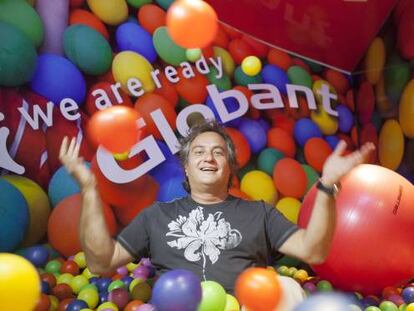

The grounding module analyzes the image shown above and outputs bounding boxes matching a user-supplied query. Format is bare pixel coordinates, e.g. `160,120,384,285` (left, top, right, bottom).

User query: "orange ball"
124,300,144,311
134,93,177,140
175,67,209,104
212,25,229,49
138,4,166,35
304,138,332,173
267,49,292,71
69,9,109,39
34,293,50,311
267,127,296,158
228,38,254,64
235,267,282,311
273,158,307,199
47,194,117,257
88,105,142,153
166,0,218,48
225,127,251,168
154,72,179,107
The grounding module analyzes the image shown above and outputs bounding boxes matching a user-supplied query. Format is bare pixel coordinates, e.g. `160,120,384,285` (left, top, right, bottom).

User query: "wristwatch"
316,179,341,196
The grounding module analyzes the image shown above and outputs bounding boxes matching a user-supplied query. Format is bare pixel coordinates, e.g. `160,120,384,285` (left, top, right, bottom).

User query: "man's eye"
195,150,203,155
214,151,224,156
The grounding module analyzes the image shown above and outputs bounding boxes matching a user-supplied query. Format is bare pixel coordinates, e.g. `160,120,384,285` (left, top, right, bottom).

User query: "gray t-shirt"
117,195,299,293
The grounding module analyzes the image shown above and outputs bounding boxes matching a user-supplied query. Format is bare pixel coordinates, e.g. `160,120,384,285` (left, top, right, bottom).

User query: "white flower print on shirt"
166,206,242,279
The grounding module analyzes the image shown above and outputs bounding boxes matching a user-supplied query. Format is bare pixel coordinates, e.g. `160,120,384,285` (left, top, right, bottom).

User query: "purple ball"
402,286,414,304
140,258,153,267
117,266,129,276
337,104,354,133
151,269,202,311
302,281,317,293
108,287,130,309
133,265,150,280
387,294,404,306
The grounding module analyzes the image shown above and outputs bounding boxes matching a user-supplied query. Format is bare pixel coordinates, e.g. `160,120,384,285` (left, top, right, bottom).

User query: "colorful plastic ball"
57,273,74,286
225,127,251,167
241,56,262,76
336,104,354,133
24,245,50,267
69,8,109,39
261,64,289,95
108,280,126,292
116,22,157,63
304,137,332,173
138,4,166,35
70,275,89,294
257,148,284,176
378,119,404,170
35,293,51,311
151,269,202,311
0,254,40,311
52,283,74,301
235,267,281,311
45,259,62,274
317,280,333,292
293,118,322,147
275,197,302,224
379,301,399,311
87,0,128,26
152,26,187,66
136,304,156,311
89,105,143,153
156,176,187,202
124,300,145,311
267,127,296,158
407,303,414,311
238,118,267,153
67,299,89,311
241,170,278,205
30,53,86,104
293,293,351,311
403,287,414,304
224,294,240,311
78,287,100,309
73,252,86,269
325,135,341,150
273,158,307,199
287,65,312,88
0,22,37,87
108,288,129,309
298,164,414,295
96,301,119,311
41,273,57,289
186,48,202,62
301,164,319,192
166,0,218,49
198,281,226,311
0,178,29,251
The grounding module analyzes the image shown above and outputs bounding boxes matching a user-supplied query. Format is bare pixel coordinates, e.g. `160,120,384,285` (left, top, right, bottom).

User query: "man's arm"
278,141,375,264
59,137,134,274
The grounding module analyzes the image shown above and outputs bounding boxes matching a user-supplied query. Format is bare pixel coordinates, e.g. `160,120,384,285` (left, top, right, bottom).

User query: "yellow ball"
126,262,139,272
240,170,278,205
57,273,74,285
49,294,59,311
241,56,262,76
312,79,337,105
214,46,235,77
379,119,404,170
311,105,339,135
406,303,414,311
113,151,129,161
86,0,128,25
365,37,385,85
129,277,144,292
70,275,89,294
275,197,301,224
293,269,309,283
78,288,99,309
399,79,414,138
82,267,98,280
0,254,40,311
112,51,155,95
74,252,86,269
224,294,240,311
1,175,50,247
97,301,119,311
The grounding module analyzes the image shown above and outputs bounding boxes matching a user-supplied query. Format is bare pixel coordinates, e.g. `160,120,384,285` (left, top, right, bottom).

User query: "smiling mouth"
200,168,218,172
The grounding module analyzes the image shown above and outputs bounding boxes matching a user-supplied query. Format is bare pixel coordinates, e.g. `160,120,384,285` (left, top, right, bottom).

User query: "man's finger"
333,140,347,156
67,137,77,155
59,136,68,158
73,139,81,158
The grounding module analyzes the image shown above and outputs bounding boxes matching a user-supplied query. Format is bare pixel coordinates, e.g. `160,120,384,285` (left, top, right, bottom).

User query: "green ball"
316,280,333,292
275,256,301,267
155,0,174,10
234,66,263,86
276,265,290,276
257,148,284,176
153,26,187,66
0,22,37,87
0,0,43,47
45,260,62,274
198,281,227,311
127,0,152,8
287,65,313,88
301,164,319,192
303,59,323,73
379,301,399,311
206,67,232,91
365,307,381,311
186,48,202,62
108,279,126,292
70,275,89,294
384,53,410,103
63,25,112,75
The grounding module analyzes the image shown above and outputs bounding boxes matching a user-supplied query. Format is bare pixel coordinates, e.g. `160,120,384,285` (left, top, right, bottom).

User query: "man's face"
185,131,231,191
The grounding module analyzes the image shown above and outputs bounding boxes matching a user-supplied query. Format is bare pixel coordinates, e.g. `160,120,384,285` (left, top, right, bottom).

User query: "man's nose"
203,151,214,161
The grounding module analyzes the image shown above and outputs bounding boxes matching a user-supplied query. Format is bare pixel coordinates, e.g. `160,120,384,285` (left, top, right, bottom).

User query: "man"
59,120,374,310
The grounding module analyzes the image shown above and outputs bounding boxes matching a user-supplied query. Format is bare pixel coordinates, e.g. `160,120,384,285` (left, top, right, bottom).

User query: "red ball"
267,127,296,158
273,158,307,199
304,138,332,173
88,106,143,154
60,260,80,275
52,284,74,301
225,127,251,168
166,0,218,48
298,164,414,295
41,273,57,288
34,293,50,311
108,288,130,309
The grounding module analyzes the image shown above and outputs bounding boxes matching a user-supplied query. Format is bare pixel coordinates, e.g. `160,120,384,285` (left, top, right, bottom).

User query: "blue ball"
121,276,134,289
48,163,90,207
0,178,29,252
402,286,414,304
24,245,50,267
261,64,289,95
156,140,175,160
157,176,187,202
325,135,341,150
96,277,112,293
337,105,354,133
116,22,157,63
41,280,50,294
206,95,242,128
257,117,271,133
89,277,99,286
293,293,352,311
294,118,322,147
30,53,86,105
149,157,184,185
99,291,109,304
67,299,88,311
238,118,267,153
151,269,202,311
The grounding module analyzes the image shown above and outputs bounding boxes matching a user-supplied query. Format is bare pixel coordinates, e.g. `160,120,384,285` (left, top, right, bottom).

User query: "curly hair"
178,119,238,192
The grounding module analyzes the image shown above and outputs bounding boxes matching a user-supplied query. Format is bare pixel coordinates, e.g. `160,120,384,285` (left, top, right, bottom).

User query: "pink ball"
108,287,130,309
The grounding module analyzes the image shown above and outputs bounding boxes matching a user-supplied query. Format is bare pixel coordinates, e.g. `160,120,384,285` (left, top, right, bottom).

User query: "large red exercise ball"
298,164,414,295
0,178,29,252
151,269,202,311
63,25,112,75
86,0,128,26
88,105,143,153
0,22,37,87
235,267,282,311
30,54,86,105
2,175,50,247
47,194,117,258
273,158,307,199
69,9,109,39
304,137,332,173
116,22,157,63
138,4,166,35
0,254,40,311
134,93,177,140
166,0,218,49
